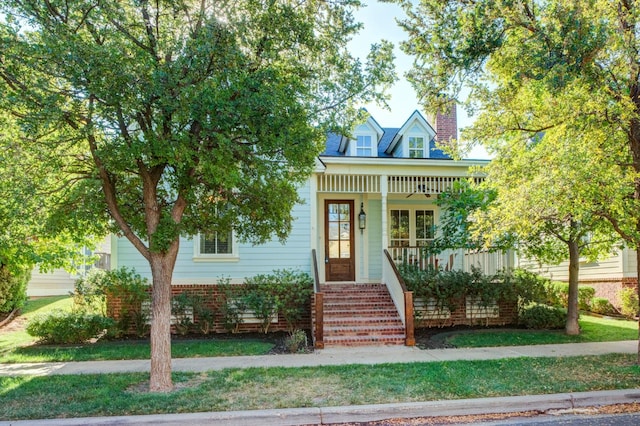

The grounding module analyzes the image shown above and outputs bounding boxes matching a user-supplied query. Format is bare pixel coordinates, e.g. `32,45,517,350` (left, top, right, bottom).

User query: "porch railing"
311,249,324,349
383,249,415,346
388,246,512,276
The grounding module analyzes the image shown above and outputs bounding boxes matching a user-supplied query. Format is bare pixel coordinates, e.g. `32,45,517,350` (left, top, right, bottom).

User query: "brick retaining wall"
107,284,312,336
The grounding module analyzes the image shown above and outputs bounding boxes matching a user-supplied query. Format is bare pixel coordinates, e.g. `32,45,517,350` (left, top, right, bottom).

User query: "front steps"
320,283,405,346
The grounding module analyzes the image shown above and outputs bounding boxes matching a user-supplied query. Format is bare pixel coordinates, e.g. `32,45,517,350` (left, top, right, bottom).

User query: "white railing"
383,251,407,326
463,249,513,275
387,176,484,195
389,246,512,275
317,174,380,193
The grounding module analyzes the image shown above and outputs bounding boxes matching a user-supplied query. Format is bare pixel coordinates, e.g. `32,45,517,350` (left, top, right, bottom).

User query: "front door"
325,200,355,281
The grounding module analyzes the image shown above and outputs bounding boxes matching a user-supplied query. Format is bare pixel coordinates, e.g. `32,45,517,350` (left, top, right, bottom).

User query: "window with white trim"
356,135,373,156
194,230,237,260
389,208,435,247
408,136,426,158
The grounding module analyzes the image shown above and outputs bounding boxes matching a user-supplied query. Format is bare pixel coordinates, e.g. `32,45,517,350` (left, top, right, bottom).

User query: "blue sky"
352,2,490,159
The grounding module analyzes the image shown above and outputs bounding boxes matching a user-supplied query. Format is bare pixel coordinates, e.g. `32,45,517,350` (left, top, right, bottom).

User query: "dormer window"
356,135,373,156
409,136,426,158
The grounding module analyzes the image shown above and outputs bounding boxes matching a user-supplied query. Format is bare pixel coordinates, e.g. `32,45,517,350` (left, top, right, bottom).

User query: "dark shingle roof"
321,128,450,159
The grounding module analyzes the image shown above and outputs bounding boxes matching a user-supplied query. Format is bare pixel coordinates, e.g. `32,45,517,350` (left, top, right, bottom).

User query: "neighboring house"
27,238,111,297
518,249,637,310
112,108,514,345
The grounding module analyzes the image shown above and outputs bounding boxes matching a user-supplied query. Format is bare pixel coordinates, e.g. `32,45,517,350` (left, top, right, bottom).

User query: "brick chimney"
434,103,457,143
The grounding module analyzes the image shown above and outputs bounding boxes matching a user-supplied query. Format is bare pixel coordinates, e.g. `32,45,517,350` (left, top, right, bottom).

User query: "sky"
351,2,490,159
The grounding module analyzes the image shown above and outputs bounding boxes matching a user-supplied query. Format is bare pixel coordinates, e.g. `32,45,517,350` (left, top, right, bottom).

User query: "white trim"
192,232,239,262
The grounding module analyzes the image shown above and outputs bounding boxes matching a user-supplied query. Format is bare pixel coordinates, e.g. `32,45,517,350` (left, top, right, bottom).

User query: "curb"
2,389,639,426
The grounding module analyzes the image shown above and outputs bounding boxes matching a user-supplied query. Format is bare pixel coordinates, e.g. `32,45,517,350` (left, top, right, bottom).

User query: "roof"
321,110,451,159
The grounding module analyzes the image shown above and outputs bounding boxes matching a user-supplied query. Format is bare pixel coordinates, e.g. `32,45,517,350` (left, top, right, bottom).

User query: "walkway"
0,340,637,376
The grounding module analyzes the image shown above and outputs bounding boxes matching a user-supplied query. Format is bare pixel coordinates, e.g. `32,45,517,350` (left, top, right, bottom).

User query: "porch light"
358,202,366,233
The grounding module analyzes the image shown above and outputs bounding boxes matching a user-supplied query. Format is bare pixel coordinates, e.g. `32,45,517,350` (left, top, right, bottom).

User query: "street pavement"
1,341,639,425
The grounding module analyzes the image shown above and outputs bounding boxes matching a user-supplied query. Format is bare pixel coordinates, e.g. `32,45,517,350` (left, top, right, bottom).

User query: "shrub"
217,279,246,333
511,269,550,309
284,329,308,353
590,297,617,315
74,268,109,314
192,291,215,335
620,287,639,318
518,303,566,329
171,292,194,335
102,267,150,337
0,265,30,314
578,286,596,311
26,310,115,344
544,282,595,311
271,269,314,332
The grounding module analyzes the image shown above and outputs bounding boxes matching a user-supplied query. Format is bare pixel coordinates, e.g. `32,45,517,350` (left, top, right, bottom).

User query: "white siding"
518,250,624,281
27,268,76,297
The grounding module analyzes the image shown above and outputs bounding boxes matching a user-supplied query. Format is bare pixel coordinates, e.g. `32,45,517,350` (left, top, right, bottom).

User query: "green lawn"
445,315,639,347
1,353,638,420
0,297,274,363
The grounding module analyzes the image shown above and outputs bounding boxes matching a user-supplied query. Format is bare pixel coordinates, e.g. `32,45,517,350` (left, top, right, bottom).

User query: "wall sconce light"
358,202,366,233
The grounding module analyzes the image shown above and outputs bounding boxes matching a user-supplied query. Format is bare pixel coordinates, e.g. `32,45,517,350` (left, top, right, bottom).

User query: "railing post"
314,293,324,349
404,291,415,346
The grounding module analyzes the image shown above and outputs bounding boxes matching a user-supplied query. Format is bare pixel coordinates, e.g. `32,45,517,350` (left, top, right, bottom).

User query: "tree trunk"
148,251,178,392
636,249,640,365
565,239,580,336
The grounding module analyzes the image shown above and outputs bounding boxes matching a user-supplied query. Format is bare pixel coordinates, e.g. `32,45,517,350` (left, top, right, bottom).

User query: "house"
518,249,637,311
111,108,513,346
27,238,111,297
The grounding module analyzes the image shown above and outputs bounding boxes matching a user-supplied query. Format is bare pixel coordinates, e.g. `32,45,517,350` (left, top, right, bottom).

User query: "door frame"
324,199,356,281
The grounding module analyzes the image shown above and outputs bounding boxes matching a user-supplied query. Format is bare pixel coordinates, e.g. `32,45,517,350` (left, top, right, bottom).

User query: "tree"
0,1,395,391
0,111,103,312
473,128,621,335
390,0,640,360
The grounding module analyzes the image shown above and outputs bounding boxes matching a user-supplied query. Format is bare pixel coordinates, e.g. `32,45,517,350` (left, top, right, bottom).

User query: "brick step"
321,309,400,318
324,316,403,325
324,324,404,336
319,282,405,347
324,303,397,311
323,335,406,346
323,293,391,301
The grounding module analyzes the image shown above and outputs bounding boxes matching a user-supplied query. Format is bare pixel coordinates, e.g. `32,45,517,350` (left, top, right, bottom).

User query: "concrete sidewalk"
0,340,637,376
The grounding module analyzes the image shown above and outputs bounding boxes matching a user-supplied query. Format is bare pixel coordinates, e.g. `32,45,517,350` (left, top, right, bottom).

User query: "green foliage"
284,329,308,353
0,265,30,313
518,303,567,330
171,292,194,336
217,279,246,334
26,310,115,344
191,291,216,335
545,282,595,311
590,297,616,316
429,180,498,254
73,269,109,315
510,269,550,309
99,268,150,338
619,287,639,319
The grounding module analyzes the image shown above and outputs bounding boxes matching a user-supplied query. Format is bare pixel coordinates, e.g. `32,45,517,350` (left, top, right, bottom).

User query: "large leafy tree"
0,0,395,391
474,125,621,335
390,0,640,358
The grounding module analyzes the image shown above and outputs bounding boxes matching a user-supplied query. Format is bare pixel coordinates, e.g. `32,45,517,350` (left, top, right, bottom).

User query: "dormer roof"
337,113,385,153
384,110,436,155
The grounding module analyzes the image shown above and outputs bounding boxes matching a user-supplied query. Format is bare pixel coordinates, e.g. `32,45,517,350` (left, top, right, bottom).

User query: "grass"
1,353,638,420
0,297,274,363
446,315,639,348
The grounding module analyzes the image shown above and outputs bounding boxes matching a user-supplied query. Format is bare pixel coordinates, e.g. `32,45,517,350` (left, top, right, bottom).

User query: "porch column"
381,174,388,254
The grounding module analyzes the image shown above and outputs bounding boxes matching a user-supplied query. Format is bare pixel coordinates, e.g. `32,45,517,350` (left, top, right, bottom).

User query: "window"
356,135,373,156
390,209,410,247
194,230,237,260
390,209,435,247
408,136,426,158
415,210,435,246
